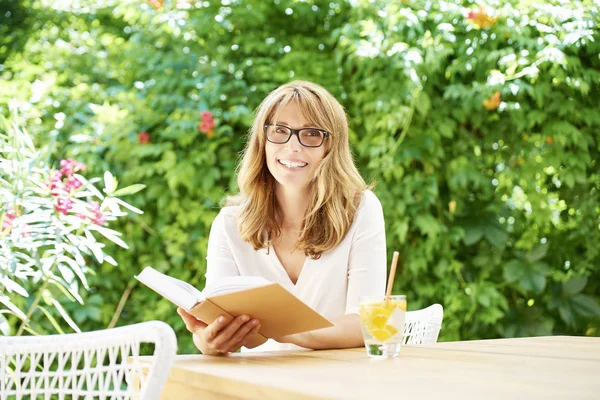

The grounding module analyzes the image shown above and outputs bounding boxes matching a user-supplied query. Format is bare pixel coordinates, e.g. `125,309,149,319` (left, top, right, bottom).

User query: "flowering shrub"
0,115,145,335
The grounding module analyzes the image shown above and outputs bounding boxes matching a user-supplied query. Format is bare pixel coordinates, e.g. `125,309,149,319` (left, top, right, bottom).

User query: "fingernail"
218,316,225,323
241,315,249,322
251,319,259,326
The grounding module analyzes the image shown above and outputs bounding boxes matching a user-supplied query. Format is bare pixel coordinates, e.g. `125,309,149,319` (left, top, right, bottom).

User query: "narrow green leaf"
88,225,129,249
50,298,81,333
114,198,143,214
112,184,146,197
36,305,65,334
0,313,11,335
58,255,89,289
0,295,27,320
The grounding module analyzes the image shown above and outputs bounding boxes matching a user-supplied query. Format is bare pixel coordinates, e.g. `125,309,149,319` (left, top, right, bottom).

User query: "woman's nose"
285,133,303,151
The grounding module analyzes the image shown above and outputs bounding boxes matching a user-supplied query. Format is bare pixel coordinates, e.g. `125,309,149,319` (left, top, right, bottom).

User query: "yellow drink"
359,295,407,357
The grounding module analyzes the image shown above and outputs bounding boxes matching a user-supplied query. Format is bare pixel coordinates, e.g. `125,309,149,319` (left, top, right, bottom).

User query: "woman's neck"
275,185,311,231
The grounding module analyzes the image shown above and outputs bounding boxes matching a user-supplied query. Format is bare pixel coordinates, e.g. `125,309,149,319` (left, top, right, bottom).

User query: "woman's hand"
177,307,261,356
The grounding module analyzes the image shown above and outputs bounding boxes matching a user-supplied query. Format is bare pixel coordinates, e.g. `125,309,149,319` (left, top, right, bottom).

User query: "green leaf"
88,225,129,249
414,214,440,238
503,260,524,282
525,243,549,263
50,298,81,333
520,273,546,294
558,304,577,327
103,170,118,194
0,295,27,320
463,223,484,246
571,294,600,317
58,255,89,289
415,90,430,117
36,305,65,334
484,223,508,249
114,198,143,214
562,276,587,297
0,313,11,335
516,263,550,294
112,184,146,197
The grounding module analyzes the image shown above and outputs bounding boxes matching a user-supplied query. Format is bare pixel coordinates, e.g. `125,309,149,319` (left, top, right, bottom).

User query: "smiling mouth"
278,159,308,169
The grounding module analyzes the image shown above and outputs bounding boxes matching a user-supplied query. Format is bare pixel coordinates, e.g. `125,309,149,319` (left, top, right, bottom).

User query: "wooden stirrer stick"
385,251,400,305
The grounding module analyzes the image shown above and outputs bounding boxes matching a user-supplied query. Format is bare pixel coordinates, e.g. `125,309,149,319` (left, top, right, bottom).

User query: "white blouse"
205,190,387,351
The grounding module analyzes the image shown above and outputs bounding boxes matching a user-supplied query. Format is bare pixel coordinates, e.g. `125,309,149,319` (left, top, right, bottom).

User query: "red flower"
546,136,554,145
198,111,216,138
200,111,214,122
138,131,151,144
466,6,497,29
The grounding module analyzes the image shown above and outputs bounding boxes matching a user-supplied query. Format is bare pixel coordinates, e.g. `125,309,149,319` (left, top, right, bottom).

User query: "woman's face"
265,103,327,192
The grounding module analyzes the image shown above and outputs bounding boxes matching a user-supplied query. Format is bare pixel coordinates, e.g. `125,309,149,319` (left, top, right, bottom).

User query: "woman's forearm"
278,314,364,350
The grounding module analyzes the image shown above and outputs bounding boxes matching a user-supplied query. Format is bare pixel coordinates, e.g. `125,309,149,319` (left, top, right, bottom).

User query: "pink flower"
55,197,74,215
60,159,86,177
65,176,83,191
48,170,65,196
89,201,107,225
2,210,15,233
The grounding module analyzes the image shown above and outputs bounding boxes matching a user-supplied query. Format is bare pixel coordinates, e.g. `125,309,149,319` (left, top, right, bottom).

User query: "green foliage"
1,0,599,351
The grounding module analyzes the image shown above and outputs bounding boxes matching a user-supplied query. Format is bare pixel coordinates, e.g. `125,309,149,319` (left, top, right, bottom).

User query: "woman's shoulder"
357,189,383,212
212,205,241,230
352,189,384,225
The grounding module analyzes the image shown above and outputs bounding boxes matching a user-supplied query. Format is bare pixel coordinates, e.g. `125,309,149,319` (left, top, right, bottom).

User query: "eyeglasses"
264,124,329,148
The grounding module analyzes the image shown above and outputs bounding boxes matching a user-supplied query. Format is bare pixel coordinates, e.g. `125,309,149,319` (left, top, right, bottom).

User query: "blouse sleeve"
205,210,240,286
345,191,387,315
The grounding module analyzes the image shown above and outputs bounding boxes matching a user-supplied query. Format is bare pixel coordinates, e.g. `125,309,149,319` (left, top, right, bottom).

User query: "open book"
135,266,333,348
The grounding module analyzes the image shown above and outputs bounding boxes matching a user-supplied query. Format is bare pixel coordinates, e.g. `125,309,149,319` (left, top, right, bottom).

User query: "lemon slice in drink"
369,325,399,341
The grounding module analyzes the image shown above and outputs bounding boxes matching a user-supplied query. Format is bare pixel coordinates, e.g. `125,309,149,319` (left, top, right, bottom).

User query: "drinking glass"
359,295,407,357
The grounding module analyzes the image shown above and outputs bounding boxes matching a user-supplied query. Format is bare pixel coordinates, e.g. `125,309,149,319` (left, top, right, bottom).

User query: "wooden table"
155,336,600,399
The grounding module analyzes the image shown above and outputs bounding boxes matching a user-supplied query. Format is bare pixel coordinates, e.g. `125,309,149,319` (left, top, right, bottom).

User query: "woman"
178,80,386,355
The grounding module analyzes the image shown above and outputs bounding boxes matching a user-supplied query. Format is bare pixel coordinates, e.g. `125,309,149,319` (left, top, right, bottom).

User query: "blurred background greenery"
1,0,599,353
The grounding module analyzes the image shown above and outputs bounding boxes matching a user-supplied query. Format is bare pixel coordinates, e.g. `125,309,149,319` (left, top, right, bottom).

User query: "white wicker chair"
403,304,443,345
0,320,176,400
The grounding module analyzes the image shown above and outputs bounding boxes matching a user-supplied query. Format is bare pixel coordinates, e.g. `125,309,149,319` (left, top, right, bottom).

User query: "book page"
135,266,202,311
201,275,272,299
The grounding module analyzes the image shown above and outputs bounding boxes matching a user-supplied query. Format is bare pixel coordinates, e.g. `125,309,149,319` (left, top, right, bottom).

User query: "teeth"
279,160,307,168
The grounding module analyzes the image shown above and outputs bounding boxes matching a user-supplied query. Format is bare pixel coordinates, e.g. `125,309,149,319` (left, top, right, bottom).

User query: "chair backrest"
0,320,176,400
403,304,443,345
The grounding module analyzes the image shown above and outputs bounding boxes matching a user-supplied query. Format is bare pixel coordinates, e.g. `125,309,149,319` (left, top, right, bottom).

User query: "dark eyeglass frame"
264,124,329,148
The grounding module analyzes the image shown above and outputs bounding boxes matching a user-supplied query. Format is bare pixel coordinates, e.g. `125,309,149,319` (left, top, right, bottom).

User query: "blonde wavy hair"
229,80,369,259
